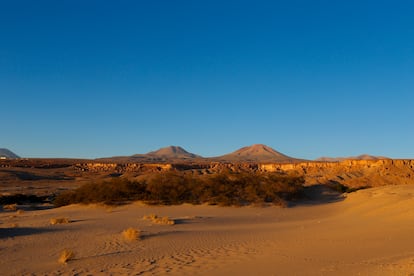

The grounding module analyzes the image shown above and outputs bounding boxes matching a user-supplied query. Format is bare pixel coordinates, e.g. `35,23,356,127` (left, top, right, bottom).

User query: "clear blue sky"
1,1,413,159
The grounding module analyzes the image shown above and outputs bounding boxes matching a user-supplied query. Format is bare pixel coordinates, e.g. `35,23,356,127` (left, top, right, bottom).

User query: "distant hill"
212,144,302,163
98,144,303,163
0,148,20,159
133,146,202,160
96,146,202,163
316,154,389,162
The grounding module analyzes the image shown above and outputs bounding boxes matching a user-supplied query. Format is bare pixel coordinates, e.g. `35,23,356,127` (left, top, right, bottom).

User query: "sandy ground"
2,185,414,275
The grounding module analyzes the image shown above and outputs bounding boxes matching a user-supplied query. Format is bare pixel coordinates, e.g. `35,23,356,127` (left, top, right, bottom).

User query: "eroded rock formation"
72,159,414,189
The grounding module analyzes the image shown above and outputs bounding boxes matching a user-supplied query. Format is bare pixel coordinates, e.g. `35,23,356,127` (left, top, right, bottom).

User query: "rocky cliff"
259,159,414,188
2,158,414,196
73,159,414,189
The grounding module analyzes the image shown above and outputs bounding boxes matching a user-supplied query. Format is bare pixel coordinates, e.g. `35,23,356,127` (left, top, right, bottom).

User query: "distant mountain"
0,148,20,159
316,154,389,162
96,146,202,163
133,146,202,160
213,144,301,163
98,144,303,163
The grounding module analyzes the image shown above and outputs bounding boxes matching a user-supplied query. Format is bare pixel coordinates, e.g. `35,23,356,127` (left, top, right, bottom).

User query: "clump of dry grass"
143,214,175,225
3,204,17,211
157,216,175,225
58,249,75,264
16,209,24,215
50,217,71,225
122,227,141,241
142,213,157,221
104,205,114,213
10,223,19,228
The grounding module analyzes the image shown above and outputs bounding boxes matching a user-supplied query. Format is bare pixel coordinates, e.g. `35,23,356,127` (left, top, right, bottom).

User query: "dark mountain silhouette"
0,148,20,159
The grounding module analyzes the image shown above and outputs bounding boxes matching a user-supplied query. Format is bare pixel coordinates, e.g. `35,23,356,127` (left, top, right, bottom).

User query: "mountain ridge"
97,144,302,163
316,154,389,162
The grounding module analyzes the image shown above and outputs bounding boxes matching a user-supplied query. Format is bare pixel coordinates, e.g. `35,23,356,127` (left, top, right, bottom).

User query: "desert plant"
122,227,140,241
16,209,24,215
50,217,71,225
58,249,75,264
53,171,304,207
157,216,175,225
143,214,175,225
142,213,158,221
3,204,17,211
54,178,148,207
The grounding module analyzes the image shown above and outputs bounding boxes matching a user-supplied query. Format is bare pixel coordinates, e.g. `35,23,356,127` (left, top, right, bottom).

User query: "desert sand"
2,185,414,275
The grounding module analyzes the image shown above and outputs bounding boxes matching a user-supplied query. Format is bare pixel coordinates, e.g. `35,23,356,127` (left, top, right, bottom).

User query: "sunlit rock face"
259,159,414,188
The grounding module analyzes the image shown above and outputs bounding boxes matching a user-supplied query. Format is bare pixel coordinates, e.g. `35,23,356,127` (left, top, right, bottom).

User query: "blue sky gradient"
1,1,413,159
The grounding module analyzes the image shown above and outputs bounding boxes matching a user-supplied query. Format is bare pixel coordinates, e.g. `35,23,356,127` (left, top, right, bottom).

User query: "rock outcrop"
259,159,414,188
2,157,414,194
72,159,414,189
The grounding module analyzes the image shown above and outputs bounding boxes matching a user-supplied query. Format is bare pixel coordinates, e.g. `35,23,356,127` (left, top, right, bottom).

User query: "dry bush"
16,209,24,215
122,227,141,241
143,214,175,225
53,178,148,207
50,217,71,225
157,216,175,225
104,205,114,213
54,171,304,207
142,213,157,221
58,249,75,264
10,223,19,228
3,204,17,211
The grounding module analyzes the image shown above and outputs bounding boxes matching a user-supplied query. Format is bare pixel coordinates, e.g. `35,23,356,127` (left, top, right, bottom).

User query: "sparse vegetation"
10,223,19,228
3,204,17,211
143,214,175,225
50,217,71,225
142,213,158,221
53,178,148,206
58,249,75,264
54,171,304,207
122,227,141,241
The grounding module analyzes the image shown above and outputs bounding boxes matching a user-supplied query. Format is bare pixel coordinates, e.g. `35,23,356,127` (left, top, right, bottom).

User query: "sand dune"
2,185,414,275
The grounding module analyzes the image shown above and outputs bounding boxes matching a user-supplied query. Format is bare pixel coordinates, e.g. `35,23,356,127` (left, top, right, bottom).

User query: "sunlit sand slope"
1,185,414,275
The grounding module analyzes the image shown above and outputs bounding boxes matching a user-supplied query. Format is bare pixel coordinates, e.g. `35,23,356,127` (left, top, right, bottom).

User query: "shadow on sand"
0,226,61,239
1,169,74,181
290,184,345,207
